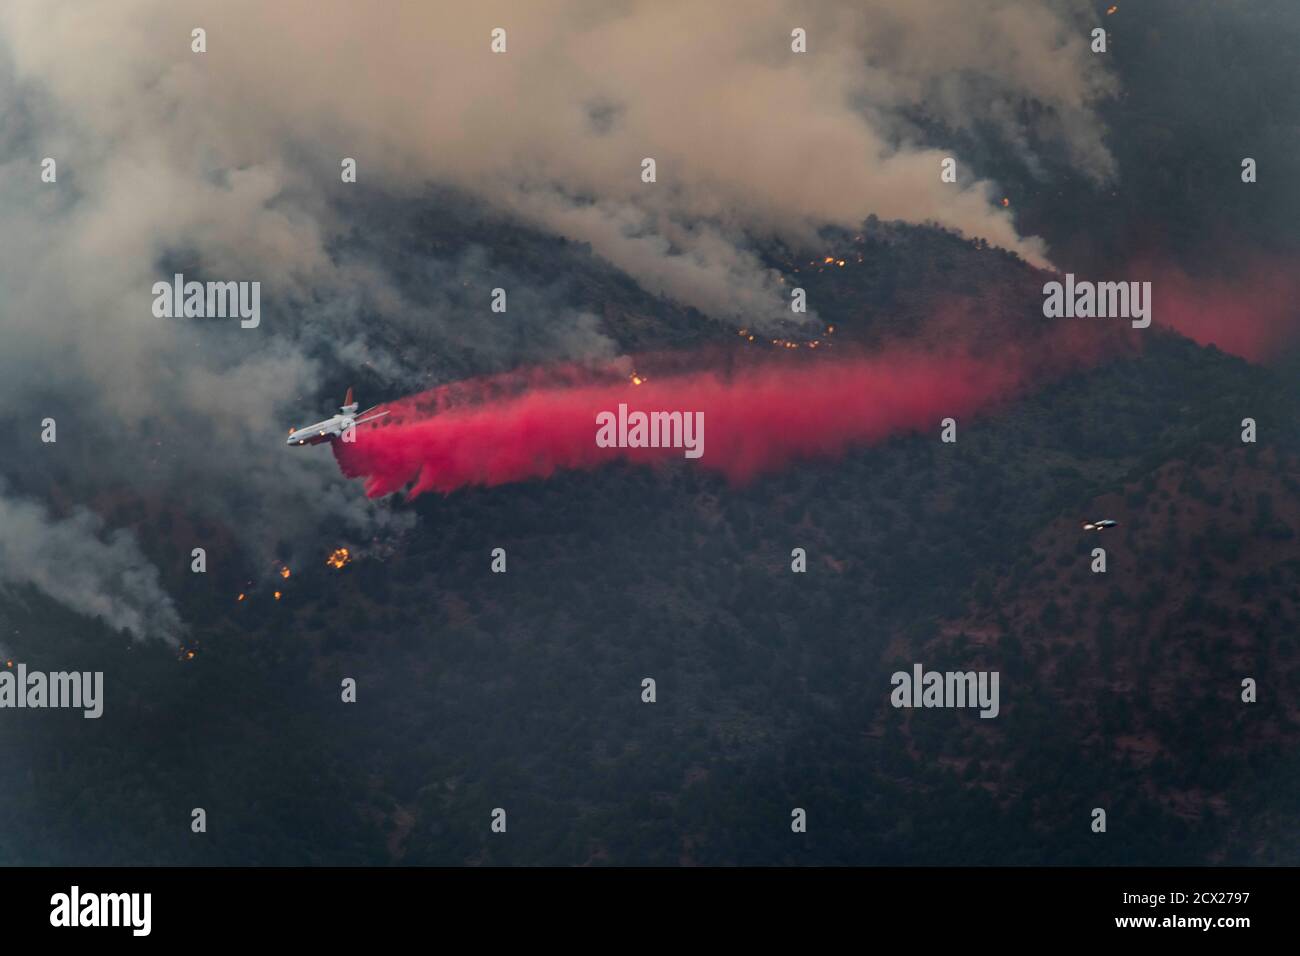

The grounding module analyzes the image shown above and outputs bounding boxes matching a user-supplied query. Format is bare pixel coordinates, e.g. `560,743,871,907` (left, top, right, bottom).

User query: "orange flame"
326,547,351,570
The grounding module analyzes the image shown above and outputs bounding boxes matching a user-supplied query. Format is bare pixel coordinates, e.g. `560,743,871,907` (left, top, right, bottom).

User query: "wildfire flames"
737,325,835,351
279,566,291,579
790,248,864,277
326,547,352,570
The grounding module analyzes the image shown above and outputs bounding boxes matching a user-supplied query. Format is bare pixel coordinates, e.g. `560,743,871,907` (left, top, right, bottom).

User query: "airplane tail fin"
344,386,354,407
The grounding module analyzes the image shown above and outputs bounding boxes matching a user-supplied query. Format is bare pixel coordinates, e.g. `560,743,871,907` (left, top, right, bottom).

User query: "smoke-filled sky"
0,1,1284,642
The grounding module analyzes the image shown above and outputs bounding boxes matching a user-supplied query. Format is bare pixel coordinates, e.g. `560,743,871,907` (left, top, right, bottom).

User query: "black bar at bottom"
0,866,1287,941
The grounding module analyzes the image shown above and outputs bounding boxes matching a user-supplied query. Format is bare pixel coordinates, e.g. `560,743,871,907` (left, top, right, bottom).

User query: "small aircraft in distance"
1082,519,1118,531
287,388,389,446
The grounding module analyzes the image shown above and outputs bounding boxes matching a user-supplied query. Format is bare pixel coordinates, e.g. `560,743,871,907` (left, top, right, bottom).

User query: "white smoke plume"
0,489,184,645
0,0,1114,341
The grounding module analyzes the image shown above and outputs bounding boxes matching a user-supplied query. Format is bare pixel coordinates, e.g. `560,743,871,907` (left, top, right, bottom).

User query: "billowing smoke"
0,0,1115,372
0,488,184,645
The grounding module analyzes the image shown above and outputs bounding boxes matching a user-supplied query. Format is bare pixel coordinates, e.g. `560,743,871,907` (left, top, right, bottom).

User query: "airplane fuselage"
287,396,388,446
287,414,355,445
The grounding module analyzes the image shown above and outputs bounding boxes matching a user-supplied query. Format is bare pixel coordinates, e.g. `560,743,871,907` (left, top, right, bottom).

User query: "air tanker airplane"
287,388,388,446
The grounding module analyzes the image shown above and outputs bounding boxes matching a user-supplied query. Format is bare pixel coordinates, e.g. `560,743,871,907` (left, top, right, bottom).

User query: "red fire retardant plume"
1135,259,1300,363
333,253,1299,502
333,349,1029,499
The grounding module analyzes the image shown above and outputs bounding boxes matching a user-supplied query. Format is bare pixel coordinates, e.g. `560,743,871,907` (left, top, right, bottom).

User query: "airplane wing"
352,410,389,427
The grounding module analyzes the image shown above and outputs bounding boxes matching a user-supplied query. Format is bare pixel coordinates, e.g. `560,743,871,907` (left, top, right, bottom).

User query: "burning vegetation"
736,325,835,351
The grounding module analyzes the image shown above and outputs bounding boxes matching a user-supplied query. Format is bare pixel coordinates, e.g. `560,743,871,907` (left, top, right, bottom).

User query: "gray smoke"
0,488,184,645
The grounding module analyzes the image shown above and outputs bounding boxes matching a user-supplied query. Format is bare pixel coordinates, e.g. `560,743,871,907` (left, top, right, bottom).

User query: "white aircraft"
287,388,389,446
1082,519,1118,531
